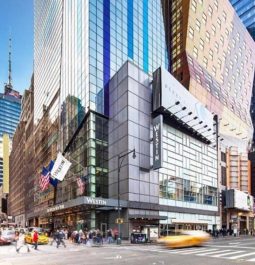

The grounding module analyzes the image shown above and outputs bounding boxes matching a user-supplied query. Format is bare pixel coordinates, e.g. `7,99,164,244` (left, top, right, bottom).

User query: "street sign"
116,218,124,224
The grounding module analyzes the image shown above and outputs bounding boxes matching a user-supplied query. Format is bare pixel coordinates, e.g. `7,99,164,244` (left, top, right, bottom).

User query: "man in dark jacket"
57,230,66,248
51,229,59,246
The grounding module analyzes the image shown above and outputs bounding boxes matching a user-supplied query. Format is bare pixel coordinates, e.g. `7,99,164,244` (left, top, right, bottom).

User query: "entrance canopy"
46,196,127,214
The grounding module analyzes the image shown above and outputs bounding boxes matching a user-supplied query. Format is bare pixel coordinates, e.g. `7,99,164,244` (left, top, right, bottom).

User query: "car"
0,230,15,245
158,230,210,248
16,227,28,234
25,231,49,245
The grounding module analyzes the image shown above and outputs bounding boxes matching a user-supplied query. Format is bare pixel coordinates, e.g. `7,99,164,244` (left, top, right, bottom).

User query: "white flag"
51,152,72,181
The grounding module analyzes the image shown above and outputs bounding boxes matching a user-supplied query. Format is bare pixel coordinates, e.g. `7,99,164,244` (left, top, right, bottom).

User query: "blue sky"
0,0,33,94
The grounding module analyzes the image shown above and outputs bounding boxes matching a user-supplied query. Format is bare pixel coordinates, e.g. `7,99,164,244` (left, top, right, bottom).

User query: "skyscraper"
162,0,255,150
230,1,255,149
33,0,169,229
0,65,21,187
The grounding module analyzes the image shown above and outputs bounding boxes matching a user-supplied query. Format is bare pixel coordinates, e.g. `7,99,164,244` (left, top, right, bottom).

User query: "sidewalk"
63,239,154,247
211,235,254,240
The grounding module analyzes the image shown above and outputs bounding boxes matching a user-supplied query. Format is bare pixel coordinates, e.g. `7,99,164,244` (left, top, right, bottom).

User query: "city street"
1,237,255,265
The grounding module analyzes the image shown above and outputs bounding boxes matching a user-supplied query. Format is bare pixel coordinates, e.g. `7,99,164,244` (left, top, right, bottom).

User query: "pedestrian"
16,230,30,253
64,228,68,240
50,229,59,246
57,230,66,248
32,230,39,250
107,229,113,244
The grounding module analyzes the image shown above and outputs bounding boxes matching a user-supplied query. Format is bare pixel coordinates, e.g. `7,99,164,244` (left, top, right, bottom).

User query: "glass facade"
0,93,21,186
0,94,21,138
34,0,169,229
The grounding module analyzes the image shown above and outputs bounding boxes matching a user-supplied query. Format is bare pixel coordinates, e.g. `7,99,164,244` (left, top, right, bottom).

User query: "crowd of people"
56,228,117,245
15,229,39,253
12,227,117,254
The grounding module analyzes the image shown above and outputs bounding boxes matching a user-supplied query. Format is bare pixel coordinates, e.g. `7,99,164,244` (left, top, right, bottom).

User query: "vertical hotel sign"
153,114,163,169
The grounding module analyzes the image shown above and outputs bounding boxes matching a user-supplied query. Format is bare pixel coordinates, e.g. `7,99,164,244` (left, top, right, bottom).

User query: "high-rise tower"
0,39,21,187
33,0,169,229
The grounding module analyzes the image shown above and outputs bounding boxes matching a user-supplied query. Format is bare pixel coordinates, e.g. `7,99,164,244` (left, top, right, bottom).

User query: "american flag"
77,177,85,195
39,167,50,191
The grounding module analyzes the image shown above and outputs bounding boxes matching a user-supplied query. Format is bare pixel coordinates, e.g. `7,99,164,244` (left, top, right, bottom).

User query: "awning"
46,196,128,214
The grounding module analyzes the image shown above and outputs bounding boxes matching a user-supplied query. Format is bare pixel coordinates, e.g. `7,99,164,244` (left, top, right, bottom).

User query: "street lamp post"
117,148,136,244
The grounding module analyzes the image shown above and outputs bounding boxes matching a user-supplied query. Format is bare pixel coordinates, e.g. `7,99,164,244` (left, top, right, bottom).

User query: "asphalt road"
1,237,255,265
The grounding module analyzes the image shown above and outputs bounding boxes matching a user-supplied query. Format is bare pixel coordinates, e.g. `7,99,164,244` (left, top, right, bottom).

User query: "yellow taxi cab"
158,230,210,248
25,228,49,245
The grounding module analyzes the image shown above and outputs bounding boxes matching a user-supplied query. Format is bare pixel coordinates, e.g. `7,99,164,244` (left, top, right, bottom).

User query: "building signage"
153,114,163,169
46,197,108,213
47,204,65,213
85,197,107,206
152,67,214,138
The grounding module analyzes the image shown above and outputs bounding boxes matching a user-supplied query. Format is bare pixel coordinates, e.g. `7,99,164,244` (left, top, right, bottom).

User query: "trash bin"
130,233,147,244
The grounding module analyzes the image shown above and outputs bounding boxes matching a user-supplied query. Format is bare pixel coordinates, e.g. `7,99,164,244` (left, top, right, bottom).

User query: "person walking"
50,229,59,246
32,230,39,250
57,230,66,248
16,230,30,253
107,229,113,244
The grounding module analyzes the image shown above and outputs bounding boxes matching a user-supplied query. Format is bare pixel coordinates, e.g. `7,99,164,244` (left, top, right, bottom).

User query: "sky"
0,0,33,94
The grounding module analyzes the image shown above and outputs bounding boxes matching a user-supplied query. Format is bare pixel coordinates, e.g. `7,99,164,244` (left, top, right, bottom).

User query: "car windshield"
28,227,43,233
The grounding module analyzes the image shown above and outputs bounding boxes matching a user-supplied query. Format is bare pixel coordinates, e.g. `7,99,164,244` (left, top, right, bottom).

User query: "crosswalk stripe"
227,252,255,260
210,251,244,258
179,248,218,255
197,250,232,256
167,248,206,254
247,257,255,262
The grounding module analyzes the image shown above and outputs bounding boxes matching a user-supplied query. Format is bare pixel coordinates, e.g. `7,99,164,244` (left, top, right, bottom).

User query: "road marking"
210,250,244,257
229,242,240,245
205,245,255,250
227,252,255,260
178,248,218,255
197,250,231,256
247,257,255,262
164,248,204,254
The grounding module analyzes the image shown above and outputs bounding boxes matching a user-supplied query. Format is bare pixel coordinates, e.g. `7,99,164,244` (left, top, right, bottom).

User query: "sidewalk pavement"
211,235,254,240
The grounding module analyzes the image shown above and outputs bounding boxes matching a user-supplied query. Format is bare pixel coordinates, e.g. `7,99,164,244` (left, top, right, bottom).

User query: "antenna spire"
8,37,12,88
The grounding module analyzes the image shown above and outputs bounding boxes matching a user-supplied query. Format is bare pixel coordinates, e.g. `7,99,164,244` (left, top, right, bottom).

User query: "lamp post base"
116,237,121,245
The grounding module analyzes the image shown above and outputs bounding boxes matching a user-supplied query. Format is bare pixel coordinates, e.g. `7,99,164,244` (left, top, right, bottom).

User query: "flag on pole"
77,176,85,195
39,167,50,191
51,152,72,181
47,160,59,187
49,177,58,187
47,160,55,172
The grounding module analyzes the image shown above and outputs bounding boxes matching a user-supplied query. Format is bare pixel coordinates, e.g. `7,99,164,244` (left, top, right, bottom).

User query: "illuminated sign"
153,114,163,169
